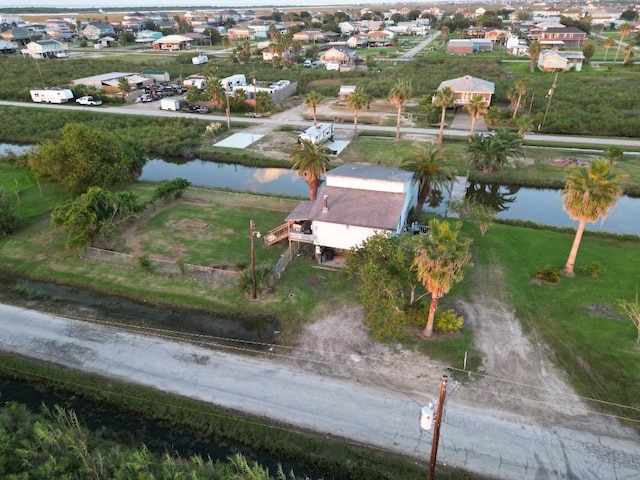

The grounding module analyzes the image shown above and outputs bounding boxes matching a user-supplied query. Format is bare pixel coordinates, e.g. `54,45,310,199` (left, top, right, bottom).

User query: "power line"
71,314,640,416
4,310,640,420
0,363,416,461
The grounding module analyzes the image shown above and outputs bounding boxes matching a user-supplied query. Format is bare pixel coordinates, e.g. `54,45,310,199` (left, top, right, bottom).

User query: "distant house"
0,27,31,45
530,26,587,48
82,23,115,40
446,39,473,55
338,85,356,102
292,29,325,43
267,164,418,260
135,30,163,43
436,75,495,107
538,49,585,72
152,34,192,51
21,39,67,59
320,46,356,66
227,26,253,41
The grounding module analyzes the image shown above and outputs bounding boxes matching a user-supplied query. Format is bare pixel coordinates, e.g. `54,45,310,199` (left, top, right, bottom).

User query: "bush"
135,254,152,272
434,309,464,333
0,194,19,236
535,267,560,283
579,261,603,278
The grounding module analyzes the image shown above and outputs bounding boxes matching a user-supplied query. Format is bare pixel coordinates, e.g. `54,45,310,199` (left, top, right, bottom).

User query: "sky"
2,0,383,9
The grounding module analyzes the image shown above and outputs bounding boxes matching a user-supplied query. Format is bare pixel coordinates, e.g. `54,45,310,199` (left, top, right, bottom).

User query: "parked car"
245,112,263,118
135,94,153,103
76,95,102,106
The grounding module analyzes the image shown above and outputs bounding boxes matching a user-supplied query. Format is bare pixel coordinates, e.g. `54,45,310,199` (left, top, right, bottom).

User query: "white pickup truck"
76,96,102,106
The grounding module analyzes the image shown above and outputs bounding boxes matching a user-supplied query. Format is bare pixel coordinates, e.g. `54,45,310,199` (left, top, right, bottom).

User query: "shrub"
434,309,464,333
580,261,603,278
0,194,18,236
237,263,272,298
535,267,560,283
135,254,152,272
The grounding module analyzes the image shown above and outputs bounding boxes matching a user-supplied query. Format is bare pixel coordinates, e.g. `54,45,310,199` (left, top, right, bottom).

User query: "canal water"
2,143,638,234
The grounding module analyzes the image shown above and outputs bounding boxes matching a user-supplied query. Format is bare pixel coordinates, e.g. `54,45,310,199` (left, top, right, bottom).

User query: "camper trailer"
30,88,74,104
219,74,247,89
298,123,334,145
183,78,207,90
192,55,208,65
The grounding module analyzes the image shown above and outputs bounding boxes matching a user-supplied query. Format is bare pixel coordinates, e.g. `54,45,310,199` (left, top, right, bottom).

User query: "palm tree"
117,77,130,99
614,22,632,63
346,86,370,140
528,40,542,73
465,95,488,135
401,143,454,221
603,37,614,62
561,159,621,276
623,43,634,64
512,78,530,119
388,78,412,144
433,86,455,148
413,219,472,337
304,90,323,125
467,129,524,173
205,74,225,107
290,138,331,201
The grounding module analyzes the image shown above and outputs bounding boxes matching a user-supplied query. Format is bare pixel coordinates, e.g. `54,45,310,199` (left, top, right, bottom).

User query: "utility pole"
428,375,448,480
540,71,559,130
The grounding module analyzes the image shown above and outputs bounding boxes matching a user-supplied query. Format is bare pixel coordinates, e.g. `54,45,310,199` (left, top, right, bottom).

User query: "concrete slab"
327,139,349,156
214,133,263,149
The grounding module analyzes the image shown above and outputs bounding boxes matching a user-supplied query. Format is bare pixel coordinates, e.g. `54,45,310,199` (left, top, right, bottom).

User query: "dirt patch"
542,157,590,167
290,262,630,436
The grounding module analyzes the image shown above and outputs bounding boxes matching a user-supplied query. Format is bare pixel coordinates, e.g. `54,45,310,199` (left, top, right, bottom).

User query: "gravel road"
0,303,638,479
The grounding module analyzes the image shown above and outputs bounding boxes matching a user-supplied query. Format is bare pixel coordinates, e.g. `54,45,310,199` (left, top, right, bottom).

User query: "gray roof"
309,186,406,230
438,75,495,94
325,163,413,183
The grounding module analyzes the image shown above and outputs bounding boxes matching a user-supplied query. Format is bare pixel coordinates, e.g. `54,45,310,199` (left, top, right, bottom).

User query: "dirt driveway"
289,263,632,439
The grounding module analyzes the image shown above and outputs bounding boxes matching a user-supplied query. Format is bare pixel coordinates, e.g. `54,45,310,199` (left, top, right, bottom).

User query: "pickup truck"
76,96,102,106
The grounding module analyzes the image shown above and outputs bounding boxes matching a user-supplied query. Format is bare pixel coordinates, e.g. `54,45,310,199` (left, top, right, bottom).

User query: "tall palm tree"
465,95,488,135
304,90,323,125
290,138,331,201
413,219,472,337
346,86,370,140
614,22,632,63
388,78,412,144
433,86,455,148
401,143,454,221
528,40,542,73
603,37,614,62
511,78,530,119
561,159,621,276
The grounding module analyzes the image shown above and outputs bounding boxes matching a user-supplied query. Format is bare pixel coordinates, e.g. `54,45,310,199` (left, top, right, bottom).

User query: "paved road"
3,100,639,151
0,304,638,479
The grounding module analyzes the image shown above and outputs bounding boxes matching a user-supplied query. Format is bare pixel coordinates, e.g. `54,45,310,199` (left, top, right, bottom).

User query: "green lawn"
468,222,640,423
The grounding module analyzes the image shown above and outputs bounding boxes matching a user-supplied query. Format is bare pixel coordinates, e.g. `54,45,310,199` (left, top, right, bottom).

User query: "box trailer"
160,98,181,111
30,88,74,104
298,123,334,145
192,55,208,65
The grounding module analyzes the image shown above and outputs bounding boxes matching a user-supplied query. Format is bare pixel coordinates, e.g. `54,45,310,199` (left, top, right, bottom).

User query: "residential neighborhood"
0,2,640,479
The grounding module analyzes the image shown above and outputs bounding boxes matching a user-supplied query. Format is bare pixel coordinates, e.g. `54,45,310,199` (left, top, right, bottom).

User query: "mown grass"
467,222,640,425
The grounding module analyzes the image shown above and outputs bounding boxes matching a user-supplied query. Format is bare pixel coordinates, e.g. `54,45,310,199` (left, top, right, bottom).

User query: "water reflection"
141,158,309,197
467,182,520,213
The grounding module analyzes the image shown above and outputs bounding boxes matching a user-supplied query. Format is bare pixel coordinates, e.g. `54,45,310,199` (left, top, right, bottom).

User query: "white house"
538,49,585,72
272,164,418,260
